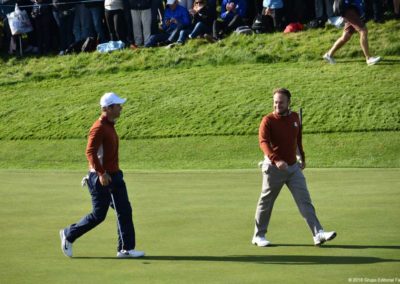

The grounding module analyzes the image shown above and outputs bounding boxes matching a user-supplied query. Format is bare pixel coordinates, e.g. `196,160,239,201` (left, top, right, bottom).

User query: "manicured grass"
1,61,399,140
0,131,399,170
0,169,399,283
0,19,398,284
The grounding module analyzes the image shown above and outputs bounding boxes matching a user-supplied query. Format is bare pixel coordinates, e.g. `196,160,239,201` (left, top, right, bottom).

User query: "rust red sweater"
86,115,120,175
259,111,305,165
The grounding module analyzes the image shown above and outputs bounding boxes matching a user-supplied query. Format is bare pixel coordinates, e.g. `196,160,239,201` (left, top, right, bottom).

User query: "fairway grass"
0,131,399,170
0,169,399,284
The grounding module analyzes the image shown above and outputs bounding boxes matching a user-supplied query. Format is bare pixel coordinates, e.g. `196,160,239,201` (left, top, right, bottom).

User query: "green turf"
0,169,398,284
1,62,399,140
0,131,399,170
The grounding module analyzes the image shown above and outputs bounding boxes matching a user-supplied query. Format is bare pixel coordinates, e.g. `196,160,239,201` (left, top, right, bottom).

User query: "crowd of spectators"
0,0,398,55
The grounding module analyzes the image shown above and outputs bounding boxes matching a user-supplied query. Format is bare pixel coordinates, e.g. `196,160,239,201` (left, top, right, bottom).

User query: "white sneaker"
117,249,145,258
313,230,337,246
366,56,381,65
252,236,271,247
165,43,176,49
323,53,336,64
59,229,73,257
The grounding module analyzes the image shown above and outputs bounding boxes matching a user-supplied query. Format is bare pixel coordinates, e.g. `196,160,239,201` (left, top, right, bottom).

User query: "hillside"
0,20,399,169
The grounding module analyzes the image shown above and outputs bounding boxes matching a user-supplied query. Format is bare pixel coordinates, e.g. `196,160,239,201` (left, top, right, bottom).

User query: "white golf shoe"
117,249,145,258
366,56,381,66
313,230,337,246
252,236,271,247
323,53,336,64
59,229,73,257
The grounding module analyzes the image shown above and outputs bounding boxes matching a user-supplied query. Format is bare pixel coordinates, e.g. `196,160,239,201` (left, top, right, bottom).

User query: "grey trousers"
131,9,152,46
254,162,323,238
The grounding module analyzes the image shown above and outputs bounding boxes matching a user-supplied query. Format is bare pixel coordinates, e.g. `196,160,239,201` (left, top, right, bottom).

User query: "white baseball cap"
100,92,127,107
166,0,175,5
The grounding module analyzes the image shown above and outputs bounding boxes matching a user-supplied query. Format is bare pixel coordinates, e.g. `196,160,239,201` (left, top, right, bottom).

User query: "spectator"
365,0,383,23
262,0,285,32
284,0,307,23
323,0,381,65
179,0,193,10
121,0,134,44
85,0,107,43
52,0,75,54
1,0,17,54
212,0,247,40
129,0,152,46
393,0,399,18
73,3,93,42
150,0,164,34
6,0,38,54
144,0,190,47
314,0,334,21
105,0,128,42
31,0,52,54
207,0,217,21
187,0,213,39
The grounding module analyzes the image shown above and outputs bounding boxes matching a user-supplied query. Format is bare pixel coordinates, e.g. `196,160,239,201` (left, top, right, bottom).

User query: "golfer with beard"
252,88,336,247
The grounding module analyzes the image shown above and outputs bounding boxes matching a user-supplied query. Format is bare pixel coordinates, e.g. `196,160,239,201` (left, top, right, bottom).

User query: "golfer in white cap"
60,92,145,258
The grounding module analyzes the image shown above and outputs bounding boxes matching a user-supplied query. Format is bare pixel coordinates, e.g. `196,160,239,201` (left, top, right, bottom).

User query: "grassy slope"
1,62,400,140
1,20,399,80
0,21,399,168
0,170,399,283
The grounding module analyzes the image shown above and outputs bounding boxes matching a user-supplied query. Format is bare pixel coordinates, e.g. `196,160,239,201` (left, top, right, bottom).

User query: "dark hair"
273,88,291,100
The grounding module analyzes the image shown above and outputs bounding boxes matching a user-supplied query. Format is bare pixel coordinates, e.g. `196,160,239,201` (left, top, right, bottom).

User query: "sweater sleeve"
220,0,228,19
180,7,191,26
162,9,171,30
85,123,105,176
259,116,281,163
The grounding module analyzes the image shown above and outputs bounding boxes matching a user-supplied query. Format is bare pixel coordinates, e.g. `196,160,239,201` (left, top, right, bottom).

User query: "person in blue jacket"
145,0,191,47
323,0,381,65
212,0,247,40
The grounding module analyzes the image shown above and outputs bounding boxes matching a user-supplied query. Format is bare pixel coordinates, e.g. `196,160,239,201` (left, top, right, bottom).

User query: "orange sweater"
259,111,305,165
86,115,120,175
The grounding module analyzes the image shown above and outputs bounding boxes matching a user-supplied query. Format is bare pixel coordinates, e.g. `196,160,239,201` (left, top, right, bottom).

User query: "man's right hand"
226,2,235,11
275,160,288,170
99,172,112,186
264,8,271,15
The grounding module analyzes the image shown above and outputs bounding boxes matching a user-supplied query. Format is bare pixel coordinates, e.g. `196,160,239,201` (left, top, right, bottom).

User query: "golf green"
0,169,398,284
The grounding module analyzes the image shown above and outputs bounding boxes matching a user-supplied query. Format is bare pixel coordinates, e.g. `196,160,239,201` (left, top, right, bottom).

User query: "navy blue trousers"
64,171,136,251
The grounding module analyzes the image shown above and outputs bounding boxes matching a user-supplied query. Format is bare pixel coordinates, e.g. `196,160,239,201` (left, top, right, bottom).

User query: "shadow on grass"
338,59,399,65
273,244,400,250
74,254,400,265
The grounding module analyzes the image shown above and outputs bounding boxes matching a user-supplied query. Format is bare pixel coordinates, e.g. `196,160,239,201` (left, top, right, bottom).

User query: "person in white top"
104,0,128,42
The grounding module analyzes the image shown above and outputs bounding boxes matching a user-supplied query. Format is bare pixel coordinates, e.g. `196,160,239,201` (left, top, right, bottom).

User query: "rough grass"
0,20,399,84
